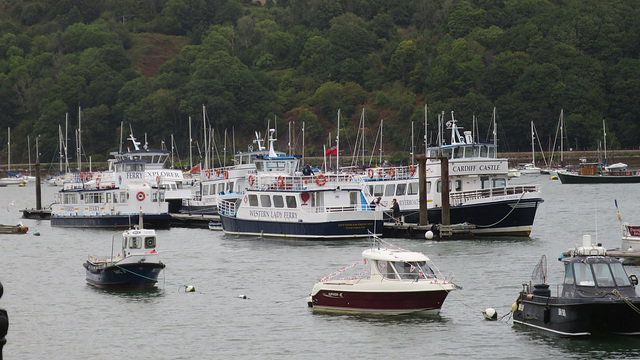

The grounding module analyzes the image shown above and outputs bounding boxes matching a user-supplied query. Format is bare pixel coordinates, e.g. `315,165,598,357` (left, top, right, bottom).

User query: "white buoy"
238,295,248,299
185,285,196,292
483,308,497,321
425,230,434,240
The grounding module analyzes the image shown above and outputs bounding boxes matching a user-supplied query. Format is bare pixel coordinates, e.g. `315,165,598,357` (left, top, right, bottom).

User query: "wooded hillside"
1,0,639,166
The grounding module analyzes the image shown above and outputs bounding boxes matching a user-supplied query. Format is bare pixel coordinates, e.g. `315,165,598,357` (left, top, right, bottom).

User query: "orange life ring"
387,167,395,178
224,170,229,179
136,192,145,201
277,175,285,188
408,165,415,176
248,175,255,186
86,172,92,180
205,169,211,178
367,168,374,179
215,168,221,177
316,174,326,186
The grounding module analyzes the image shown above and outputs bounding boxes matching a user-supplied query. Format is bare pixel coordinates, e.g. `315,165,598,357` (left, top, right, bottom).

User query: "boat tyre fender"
408,165,415,177
367,168,374,179
316,174,326,186
248,175,255,186
277,176,285,188
136,192,145,201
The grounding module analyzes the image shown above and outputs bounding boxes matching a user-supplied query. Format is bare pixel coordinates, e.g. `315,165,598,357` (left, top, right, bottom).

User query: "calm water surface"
1,178,640,359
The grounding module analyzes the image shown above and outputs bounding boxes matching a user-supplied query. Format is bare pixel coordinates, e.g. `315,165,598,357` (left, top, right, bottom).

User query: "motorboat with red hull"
512,235,640,336
308,239,457,314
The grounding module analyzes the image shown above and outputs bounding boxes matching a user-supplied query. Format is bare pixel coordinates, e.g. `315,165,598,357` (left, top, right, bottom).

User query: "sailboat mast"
379,119,383,165
27,135,31,174
560,109,564,164
492,107,497,146
188,116,193,170
424,104,428,156
58,125,63,172
77,106,82,172
7,127,10,172
531,121,535,166
336,109,340,170
411,121,414,164
202,105,208,170
302,121,305,166
603,119,607,163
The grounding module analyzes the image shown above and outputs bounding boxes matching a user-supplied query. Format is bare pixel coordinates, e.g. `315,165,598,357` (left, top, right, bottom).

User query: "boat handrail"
250,173,364,191
217,198,238,216
449,184,540,206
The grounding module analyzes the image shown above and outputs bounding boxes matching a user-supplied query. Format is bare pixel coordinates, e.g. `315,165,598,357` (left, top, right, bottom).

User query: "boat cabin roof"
362,248,428,262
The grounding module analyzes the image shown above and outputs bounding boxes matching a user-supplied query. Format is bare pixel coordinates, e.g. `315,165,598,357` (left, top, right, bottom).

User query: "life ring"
626,171,631,176
243,195,248,204
408,165,415,176
96,175,101,188
215,168,221,177
367,168,374,178
224,170,229,179
136,192,145,201
316,174,326,186
571,169,575,174
205,169,211,178
156,176,161,186
86,172,92,180
387,167,395,178
277,175,285,188
248,175,255,186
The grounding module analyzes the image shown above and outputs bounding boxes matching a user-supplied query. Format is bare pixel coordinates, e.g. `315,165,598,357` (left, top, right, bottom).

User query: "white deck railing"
449,185,540,206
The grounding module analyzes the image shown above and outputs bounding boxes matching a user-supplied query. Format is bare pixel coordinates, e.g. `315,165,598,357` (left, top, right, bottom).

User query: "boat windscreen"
610,262,632,286
573,263,595,286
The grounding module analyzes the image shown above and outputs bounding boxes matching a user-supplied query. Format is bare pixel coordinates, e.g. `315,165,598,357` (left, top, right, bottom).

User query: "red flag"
325,146,337,156
190,163,201,174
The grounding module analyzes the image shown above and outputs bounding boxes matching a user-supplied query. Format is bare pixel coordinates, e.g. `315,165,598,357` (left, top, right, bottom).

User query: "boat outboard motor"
0,280,8,359
532,283,551,297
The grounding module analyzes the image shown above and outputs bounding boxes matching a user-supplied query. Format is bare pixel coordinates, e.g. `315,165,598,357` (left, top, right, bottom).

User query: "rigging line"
475,190,527,228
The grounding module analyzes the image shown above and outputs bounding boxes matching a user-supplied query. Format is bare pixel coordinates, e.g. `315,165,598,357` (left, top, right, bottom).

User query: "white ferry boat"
363,118,543,236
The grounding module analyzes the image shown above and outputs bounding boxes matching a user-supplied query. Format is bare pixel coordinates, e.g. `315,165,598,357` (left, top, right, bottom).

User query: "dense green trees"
1,0,640,167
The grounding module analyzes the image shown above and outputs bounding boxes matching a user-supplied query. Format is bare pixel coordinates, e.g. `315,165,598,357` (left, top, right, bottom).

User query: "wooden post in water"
417,157,428,225
35,159,42,210
440,156,450,225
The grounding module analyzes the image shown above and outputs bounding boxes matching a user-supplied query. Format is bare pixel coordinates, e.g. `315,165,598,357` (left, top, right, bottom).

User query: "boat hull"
51,214,172,229
557,172,640,184
219,215,383,239
401,198,543,236
310,288,450,314
513,293,640,336
84,262,165,290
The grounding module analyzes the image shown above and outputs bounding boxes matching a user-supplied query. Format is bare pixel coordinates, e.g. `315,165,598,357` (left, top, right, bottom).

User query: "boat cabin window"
287,195,297,208
564,263,574,285
63,193,77,204
385,184,395,196
129,237,143,249
373,185,384,197
592,263,616,287
452,180,462,191
218,183,225,194
349,191,358,205
492,178,506,187
202,185,209,196
376,260,397,279
106,193,112,203
120,192,127,203
407,182,420,195
260,195,271,207
441,148,452,159
394,261,426,279
573,263,596,286
144,236,156,248
611,262,632,286
481,176,490,189
396,183,406,196
85,193,101,204
248,194,259,206
273,195,285,208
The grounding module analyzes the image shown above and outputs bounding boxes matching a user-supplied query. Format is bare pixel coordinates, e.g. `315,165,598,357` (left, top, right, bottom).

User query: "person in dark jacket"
391,198,401,224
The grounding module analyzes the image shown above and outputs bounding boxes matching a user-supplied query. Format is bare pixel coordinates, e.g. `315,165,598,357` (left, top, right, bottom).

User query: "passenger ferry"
363,118,543,236
50,158,171,228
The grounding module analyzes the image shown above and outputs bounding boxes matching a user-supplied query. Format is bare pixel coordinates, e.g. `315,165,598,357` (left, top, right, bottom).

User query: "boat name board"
451,164,505,173
628,226,640,237
146,170,183,180
248,209,298,220
126,172,145,179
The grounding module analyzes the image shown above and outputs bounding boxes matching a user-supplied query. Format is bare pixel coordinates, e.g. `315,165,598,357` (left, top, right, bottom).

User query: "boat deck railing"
250,173,365,191
450,184,540,206
217,198,238,217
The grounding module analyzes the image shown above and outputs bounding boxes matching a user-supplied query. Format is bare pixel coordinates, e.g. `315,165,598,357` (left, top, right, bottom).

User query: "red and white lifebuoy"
205,169,211,178
96,175,101,188
136,192,145,201
387,167,395,178
408,165,415,176
316,174,326,186
248,175,255,186
367,168,374,179
277,175,285,188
